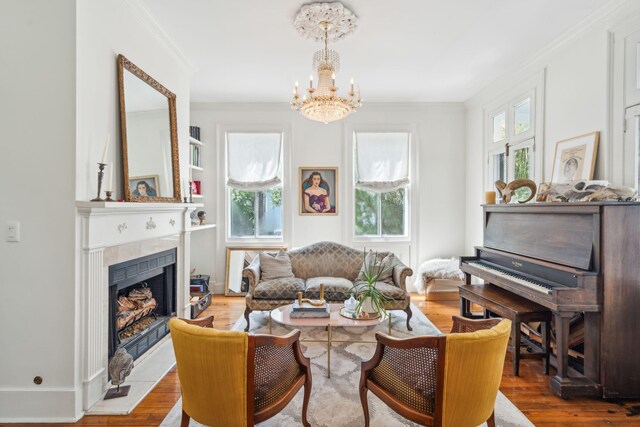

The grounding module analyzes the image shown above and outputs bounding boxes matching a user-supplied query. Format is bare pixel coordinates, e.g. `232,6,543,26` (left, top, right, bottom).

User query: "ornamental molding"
294,2,358,43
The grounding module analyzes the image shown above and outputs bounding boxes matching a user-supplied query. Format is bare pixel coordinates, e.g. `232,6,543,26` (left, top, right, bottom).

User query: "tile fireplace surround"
76,201,198,415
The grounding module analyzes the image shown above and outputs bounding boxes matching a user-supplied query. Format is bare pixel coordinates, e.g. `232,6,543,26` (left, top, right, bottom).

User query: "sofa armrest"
392,261,413,291
242,255,261,294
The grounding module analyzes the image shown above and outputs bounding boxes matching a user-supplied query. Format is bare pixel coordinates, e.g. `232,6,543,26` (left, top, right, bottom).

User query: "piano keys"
460,202,640,398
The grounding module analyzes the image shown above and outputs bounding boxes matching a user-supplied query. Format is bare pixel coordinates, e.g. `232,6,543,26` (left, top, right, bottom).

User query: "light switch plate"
6,221,20,242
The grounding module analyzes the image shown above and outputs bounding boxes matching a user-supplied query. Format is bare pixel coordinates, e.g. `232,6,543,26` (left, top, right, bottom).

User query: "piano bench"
459,284,551,377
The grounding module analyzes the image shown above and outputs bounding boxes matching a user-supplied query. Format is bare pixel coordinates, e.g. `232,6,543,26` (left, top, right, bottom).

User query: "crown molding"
191,101,464,112
125,0,198,74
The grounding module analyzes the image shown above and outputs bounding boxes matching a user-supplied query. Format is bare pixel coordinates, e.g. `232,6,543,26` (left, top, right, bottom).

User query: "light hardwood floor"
10,293,640,427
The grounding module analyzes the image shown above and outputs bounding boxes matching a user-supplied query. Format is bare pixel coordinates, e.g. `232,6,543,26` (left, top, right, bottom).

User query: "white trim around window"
483,71,545,190
217,124,292,245
343,123,419,245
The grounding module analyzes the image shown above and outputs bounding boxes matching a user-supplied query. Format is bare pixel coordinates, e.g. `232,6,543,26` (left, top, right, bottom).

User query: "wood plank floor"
10,294,640,427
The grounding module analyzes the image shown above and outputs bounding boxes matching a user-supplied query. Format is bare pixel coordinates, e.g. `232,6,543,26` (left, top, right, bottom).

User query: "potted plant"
349,250,392,318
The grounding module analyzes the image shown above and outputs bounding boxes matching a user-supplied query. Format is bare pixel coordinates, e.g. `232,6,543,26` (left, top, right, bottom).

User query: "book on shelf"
189,126,201,140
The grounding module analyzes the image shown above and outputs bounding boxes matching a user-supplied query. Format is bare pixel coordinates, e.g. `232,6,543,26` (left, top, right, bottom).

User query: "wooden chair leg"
244,307,251,332
360,385,370,427
301,378,311,427
486,410,496,427
404,306,413,331
181,409,190,427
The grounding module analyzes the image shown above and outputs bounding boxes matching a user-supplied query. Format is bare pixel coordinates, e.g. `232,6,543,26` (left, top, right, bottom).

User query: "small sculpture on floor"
105,348,134,399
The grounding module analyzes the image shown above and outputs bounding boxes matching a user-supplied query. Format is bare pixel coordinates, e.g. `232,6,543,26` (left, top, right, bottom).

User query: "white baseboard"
0,387,83,422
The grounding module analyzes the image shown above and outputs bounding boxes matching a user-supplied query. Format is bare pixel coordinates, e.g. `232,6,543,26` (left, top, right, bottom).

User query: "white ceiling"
142,0,616,103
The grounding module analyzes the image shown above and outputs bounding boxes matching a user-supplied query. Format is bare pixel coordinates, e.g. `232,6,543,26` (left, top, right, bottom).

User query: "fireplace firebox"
108,249,176,360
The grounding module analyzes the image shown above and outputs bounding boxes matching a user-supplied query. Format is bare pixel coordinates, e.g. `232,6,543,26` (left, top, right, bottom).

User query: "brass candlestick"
105,191,115,202
189,180,193,203
91,163,107,202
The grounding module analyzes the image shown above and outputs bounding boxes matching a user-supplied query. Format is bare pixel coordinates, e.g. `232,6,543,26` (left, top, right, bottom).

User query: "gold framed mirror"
118,54,181,202
225,247,287,296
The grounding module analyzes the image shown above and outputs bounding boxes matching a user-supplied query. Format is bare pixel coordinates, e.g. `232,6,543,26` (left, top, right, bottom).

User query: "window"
486,89,537,201
226,132,283,239
353,132,410,237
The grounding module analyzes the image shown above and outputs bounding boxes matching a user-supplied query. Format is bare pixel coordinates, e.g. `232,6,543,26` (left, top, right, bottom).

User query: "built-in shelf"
189,136,203,146
190,194,203,199
190,223,216,232
189,165,203,171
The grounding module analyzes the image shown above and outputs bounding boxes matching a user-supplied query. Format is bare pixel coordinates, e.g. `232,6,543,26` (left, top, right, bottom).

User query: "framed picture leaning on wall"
550,131,599,184
299,167,338,215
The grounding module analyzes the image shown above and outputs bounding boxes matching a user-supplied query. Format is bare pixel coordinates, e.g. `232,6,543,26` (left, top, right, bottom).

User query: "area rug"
161,306,534,427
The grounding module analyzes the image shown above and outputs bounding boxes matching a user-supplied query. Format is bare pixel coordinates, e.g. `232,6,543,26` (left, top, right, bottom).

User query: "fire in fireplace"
108,249,176,361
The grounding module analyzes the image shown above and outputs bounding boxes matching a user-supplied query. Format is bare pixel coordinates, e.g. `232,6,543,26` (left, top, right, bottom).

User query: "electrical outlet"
6,221,20,242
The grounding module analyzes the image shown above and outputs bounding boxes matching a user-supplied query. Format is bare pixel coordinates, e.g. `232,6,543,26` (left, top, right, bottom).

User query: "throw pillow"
260,250,295,281
357,250,398,285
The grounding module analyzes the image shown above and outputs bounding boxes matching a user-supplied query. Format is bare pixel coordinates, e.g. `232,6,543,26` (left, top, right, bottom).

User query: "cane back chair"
169,318,312,427
360,316,511,427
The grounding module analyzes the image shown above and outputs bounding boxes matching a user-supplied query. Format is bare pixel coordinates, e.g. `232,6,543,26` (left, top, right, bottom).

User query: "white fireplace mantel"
76,201,198,413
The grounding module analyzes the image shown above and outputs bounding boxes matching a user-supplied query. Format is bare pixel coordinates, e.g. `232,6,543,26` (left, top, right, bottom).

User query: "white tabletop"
270,303,386,327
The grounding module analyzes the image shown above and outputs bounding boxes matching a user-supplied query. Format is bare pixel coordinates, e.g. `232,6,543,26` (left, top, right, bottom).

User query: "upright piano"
460,202,640,398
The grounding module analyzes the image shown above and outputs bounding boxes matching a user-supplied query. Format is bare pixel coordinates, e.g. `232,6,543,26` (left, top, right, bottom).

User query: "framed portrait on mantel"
550,131,599,184
129,175,160,197
299,167,338,215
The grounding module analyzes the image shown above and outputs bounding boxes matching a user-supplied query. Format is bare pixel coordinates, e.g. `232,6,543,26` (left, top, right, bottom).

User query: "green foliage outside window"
513,148,531,201
230,187,282,237
355,188,405,236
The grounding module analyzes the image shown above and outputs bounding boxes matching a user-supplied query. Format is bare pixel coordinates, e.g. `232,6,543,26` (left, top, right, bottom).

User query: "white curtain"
355,132,410,192
227,133,282,191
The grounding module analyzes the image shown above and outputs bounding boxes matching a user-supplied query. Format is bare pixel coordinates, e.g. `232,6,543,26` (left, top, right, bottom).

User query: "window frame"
484,78,543,191
220,126,290,244
346,126,417,243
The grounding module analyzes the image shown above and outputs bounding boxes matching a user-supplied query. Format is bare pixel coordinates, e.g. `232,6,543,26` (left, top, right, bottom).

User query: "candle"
309,74,313,89
100,135,110,164
189,167,192,182
295,80,299,93
350,77,354,92
484,191,497,205
108,163,113,190
331,72,335,86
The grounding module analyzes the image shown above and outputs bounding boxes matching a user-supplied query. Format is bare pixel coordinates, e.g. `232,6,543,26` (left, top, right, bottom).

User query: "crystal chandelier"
291,4,361,124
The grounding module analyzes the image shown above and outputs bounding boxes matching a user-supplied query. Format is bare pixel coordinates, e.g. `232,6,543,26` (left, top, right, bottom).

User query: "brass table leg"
388,313,392,335
328,324,332,378
269,313,272,335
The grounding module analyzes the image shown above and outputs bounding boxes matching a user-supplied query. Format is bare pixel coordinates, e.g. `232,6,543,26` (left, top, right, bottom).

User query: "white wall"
76,0,192,202
190,103,466,292
0,0,192,422
464,1,640,252
0,0,79,421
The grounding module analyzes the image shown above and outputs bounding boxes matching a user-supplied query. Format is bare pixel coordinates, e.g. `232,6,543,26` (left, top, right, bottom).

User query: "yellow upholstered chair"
169,318,312,427
359,316,511,427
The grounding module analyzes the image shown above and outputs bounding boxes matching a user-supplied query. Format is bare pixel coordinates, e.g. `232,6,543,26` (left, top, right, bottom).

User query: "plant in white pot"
349,250,392,319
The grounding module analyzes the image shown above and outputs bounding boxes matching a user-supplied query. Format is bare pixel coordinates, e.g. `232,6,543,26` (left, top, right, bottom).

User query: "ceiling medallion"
291,2,362,124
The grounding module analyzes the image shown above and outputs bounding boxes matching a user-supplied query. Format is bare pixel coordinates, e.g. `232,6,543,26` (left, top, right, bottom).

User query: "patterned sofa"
243,241,414,331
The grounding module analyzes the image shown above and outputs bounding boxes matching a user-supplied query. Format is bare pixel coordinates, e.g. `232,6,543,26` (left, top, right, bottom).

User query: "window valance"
226,133,282,191
355,132,410,192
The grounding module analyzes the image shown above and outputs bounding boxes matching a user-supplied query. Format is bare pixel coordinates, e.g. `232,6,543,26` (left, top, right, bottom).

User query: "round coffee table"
270,303,391,378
